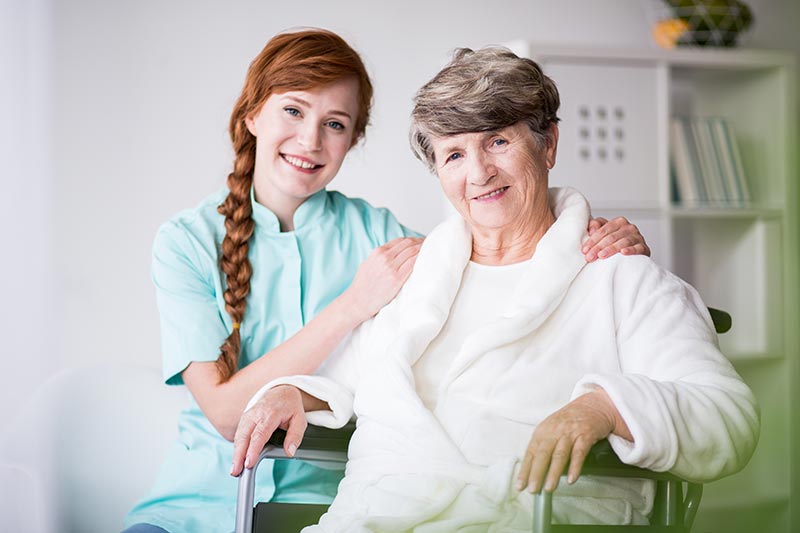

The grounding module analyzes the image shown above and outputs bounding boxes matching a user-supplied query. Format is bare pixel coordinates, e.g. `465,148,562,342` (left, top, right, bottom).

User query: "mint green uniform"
125,188,418,533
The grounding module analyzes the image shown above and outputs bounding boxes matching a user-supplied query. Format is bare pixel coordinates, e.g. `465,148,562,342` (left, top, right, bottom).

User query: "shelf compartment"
671,217,783,359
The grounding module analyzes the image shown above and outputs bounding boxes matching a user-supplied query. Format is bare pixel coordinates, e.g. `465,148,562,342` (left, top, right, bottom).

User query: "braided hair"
215,29,373,382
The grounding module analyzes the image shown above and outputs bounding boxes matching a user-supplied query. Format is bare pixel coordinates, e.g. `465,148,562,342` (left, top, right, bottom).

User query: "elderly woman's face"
432,122,558,232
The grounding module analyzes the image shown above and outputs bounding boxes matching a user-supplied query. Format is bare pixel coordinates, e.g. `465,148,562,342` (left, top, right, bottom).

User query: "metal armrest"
531,440,702,533
234,423,354,533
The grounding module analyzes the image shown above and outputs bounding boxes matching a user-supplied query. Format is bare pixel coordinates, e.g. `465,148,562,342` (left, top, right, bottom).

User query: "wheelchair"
235,307,732,533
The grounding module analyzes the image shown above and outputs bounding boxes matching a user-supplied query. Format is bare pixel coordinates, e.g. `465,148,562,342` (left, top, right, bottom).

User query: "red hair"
215,29,373,383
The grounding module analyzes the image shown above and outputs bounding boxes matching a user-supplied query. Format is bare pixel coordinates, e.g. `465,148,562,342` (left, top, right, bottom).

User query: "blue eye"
492,138,507,147
284,107,301,117
326,121,345,131
446,152,462,162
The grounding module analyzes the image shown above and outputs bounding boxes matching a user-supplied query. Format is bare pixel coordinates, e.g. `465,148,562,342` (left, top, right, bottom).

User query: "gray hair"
409,47,560,172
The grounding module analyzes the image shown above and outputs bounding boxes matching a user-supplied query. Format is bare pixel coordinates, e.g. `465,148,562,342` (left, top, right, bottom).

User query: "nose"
467,150,496,186
297,122,322,152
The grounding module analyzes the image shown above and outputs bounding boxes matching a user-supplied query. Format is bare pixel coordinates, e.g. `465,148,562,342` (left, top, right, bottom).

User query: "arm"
575,259,759,481
155,221,421,441
185,236,422,441
583,216,651,262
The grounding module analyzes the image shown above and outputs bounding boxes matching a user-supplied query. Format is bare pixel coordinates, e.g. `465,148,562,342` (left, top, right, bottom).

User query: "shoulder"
153,188,228,267
585,254,712,328
326,190,420,240
156,188,226,242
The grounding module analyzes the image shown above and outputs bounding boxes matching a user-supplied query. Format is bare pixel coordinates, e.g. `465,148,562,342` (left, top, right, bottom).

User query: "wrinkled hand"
230,385,307,477
346,237,423,320
517,390,623,494
583,217,651,262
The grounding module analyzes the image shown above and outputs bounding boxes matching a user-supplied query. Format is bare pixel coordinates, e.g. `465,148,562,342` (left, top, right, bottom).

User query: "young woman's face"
246,77,360,212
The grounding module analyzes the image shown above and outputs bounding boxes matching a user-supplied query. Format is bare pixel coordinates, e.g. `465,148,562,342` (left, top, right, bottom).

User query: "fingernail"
527,482,538,494
567,474,576,484
245,457,251,469
581,245,589,253
586,252,596,262
598,250,609,258
288,443,297,457
515,478,524,491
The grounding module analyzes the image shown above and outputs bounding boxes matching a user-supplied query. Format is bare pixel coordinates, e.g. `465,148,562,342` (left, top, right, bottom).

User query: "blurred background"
0,0,798,531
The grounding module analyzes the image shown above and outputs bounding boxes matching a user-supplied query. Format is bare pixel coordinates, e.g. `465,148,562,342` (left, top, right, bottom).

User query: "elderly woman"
231,47,759,530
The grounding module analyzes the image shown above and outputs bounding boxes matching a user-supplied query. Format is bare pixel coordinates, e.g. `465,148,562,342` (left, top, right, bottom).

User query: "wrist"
338,286,371,325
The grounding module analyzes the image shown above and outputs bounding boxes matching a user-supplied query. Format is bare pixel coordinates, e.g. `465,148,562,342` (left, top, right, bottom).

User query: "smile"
282,154,322,170
473,186,509,201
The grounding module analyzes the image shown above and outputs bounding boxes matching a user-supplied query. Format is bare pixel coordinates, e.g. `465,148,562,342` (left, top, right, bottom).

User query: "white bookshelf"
508,41,799,532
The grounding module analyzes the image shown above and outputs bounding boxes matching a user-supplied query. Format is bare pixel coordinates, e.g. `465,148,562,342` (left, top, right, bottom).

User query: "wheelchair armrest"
234,423,354,533
532,440,702,533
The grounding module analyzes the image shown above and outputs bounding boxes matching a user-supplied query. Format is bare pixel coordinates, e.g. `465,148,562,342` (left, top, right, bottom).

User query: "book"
669,116,750,208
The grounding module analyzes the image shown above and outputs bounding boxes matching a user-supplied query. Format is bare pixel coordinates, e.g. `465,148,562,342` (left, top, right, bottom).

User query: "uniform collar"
250,187,330,234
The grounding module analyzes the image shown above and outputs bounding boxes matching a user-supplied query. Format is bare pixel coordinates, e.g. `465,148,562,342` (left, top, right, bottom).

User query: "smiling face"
245,77,360,226
432,122,558,235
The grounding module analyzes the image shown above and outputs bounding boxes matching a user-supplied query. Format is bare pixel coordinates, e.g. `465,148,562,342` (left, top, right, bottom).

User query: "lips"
282,154,323,170
473,186,509,201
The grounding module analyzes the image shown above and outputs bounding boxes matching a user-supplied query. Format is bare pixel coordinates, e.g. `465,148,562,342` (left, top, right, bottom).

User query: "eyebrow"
435,131,498,159
282,95,353,120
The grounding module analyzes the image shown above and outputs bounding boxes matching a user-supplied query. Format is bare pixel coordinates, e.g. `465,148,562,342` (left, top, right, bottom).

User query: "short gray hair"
410,47,560,172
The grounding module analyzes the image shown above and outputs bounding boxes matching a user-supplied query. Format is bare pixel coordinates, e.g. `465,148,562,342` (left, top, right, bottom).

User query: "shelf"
726,352,786,366
669,205,783,219
505,41,796,70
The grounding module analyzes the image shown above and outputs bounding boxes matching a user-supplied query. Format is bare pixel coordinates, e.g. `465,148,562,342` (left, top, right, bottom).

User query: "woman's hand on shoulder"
344,237,423,321
230,384,307,477
582,217,650,262
516,388,631,494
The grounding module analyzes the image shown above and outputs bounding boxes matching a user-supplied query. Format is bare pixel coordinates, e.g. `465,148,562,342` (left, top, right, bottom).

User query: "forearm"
186,290,367,440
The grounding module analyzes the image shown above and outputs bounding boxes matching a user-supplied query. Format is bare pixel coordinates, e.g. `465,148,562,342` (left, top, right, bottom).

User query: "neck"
470,205,556,266
253,177,302,232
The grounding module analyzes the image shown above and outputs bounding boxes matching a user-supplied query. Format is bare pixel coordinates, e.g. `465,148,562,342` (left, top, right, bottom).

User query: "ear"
545,123,559,170
244,115,257,137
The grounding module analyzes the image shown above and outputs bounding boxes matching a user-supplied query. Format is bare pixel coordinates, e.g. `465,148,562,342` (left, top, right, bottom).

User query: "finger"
231,415,256,476
585,233,631,262
586,217,608,239
392,241,422,267
567,438,593,485
543,438,572,492
383,237,423,259
517,446,535,491
527,440,555,493
245,417,279,471
283,413,308,457
620,243,651,257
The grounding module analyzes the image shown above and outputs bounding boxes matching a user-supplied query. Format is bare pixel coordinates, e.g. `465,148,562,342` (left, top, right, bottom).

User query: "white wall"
2,0,798,431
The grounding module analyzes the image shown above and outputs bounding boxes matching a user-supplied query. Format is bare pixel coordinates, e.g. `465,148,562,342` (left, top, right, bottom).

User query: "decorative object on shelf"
650,0,754,48
670,116,750,207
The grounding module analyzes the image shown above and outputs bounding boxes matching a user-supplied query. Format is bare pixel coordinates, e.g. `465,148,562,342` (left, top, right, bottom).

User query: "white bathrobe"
251,188,759,532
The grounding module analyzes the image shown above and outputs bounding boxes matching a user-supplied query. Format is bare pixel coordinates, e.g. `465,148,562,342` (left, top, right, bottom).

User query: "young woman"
123,29,649,533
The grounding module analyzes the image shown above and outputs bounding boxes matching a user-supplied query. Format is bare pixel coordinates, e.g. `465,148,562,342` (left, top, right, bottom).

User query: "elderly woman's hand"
516,388,632,494
583,217,651,262
230,385,308,477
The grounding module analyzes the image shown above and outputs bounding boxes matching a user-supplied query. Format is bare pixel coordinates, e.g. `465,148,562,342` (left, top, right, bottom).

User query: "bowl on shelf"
650,0,754,48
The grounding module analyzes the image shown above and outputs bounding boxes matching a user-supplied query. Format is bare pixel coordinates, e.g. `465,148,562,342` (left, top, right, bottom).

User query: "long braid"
212,29,374,383
215,112,256,383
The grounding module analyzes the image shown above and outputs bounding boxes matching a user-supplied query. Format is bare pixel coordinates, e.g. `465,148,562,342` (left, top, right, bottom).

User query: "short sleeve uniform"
124,187,418,533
